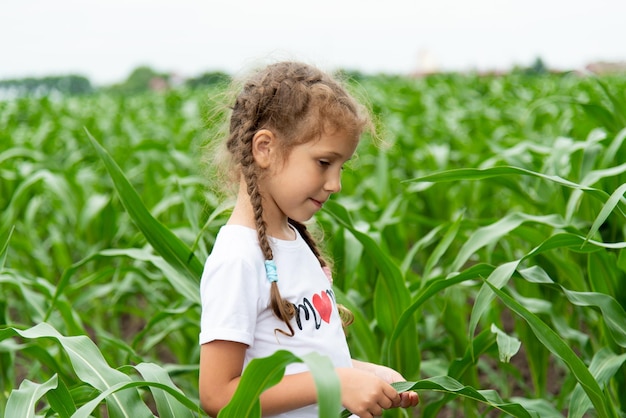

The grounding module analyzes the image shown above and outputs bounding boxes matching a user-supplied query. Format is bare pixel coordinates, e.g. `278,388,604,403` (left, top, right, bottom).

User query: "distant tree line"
0,66,232,98
0,75,94,97
0,57,565,99
105,66,231,94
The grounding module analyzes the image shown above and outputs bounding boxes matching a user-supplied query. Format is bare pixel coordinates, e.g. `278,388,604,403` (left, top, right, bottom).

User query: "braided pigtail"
228,72,297,337
246,168,296,337
288,219,354,328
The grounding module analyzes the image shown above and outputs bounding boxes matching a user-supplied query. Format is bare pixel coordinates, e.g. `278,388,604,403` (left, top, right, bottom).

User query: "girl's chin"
289,213,315,224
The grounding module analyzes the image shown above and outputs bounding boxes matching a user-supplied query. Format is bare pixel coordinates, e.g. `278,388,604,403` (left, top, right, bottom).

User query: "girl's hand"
355,361,405,384
352,360,420,409
336,367,400,418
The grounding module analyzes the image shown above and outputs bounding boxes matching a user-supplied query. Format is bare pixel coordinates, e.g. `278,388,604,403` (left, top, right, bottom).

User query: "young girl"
198,61,419,418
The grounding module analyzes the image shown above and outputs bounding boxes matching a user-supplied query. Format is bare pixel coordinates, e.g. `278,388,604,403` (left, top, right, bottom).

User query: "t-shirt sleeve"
199,254,263,346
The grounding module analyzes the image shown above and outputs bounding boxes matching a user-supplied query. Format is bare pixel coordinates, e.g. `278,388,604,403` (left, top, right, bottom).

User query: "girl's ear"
252,129,276,169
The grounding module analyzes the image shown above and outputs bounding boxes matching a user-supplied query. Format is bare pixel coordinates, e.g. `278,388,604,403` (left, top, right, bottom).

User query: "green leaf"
579,103,622,133
405,165,624,214
468,261,518,348
85,129,203,284
333,287,380,361
0,226,14,271
5,375,58,418
422,210,463,281
0,323,153,418
490,324,521,363
484,281,616,418
388,263,496,360
70,380,201,418
324,200,410,333
423,328,498,417
381,376,537,417
568,348,626,418
134,362,195,418
584,182,626,245
595,77,626,127
45,377,76,418
218,350,341,418
518,266,626,348
509,397,563,418
324,200,419,374
601,127,626,168
452,213,568,272
47,247,200,321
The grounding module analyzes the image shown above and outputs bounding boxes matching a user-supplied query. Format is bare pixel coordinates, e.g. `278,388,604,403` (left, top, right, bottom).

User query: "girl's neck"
227,182,296,241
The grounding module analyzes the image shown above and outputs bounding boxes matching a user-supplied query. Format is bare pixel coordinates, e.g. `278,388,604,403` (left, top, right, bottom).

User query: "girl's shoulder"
215,224,258,243
202,225,266,288
209,225,261,261
207,224,307,271
214,224,306,251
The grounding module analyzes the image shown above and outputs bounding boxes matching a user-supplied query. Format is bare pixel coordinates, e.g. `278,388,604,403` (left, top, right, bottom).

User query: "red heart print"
312,291,332,323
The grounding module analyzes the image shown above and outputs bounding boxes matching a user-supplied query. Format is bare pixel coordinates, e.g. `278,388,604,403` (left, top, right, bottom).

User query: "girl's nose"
324,171,342,193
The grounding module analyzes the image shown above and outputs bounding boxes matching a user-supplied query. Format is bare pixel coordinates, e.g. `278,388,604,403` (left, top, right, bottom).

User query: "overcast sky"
2,0,625,85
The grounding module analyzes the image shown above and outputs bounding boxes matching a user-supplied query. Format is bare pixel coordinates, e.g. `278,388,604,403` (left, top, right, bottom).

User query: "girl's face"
261,130,358,226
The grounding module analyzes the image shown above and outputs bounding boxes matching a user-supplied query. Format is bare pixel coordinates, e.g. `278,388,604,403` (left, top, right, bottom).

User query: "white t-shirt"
199,225,353,418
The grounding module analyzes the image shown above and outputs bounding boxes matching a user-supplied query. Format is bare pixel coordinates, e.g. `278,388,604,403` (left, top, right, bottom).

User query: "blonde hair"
219,61,371,335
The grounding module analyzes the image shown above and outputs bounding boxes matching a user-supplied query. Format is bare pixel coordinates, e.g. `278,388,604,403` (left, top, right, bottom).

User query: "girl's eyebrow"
320,150,353,160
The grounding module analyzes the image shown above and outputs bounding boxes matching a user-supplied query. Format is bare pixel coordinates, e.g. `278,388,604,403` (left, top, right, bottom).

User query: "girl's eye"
319,160,331,167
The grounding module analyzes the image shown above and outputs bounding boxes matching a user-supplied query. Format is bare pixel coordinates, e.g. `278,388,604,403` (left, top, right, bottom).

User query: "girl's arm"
199,340,250,416
199,340,402,417
199,340,319,416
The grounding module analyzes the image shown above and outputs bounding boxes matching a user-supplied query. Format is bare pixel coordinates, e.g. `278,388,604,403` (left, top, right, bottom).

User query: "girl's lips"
311,198,324,208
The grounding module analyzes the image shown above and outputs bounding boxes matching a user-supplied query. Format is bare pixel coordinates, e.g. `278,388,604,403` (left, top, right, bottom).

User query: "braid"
247,177,295,337
288,219,324,264
229,74,297,337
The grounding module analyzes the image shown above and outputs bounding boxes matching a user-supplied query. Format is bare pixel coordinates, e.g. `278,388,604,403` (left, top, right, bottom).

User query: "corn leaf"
342,376,539,418
485,281,616,418
85,129,203,283
218,350,341,418
323,201,418,373
333,286,380,361
405,165,623,213
0,226,12,271
70,380,201,418
45,377,75,418
490,323,521,363
518,266,626,348
5,375,58,418
568,348,626,418
134,362,196,418
584,183,626,245
388,263,495,360
324,200,409,333
0,323,154,418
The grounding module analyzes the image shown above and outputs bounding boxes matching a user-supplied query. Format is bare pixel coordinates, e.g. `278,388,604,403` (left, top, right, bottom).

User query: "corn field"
1,71,626,417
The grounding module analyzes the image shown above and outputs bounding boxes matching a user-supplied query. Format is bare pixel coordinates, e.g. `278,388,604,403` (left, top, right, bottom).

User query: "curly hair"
222,61,371,335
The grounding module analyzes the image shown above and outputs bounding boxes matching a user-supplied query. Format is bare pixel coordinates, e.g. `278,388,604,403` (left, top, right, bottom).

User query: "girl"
198,61,419,418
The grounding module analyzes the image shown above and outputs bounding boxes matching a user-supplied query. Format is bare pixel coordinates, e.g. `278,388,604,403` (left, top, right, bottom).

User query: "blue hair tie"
265,260,278,283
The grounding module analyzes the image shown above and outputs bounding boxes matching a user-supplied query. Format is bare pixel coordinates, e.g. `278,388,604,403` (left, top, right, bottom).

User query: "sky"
2,0,625,86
